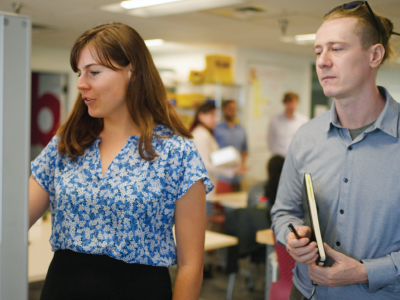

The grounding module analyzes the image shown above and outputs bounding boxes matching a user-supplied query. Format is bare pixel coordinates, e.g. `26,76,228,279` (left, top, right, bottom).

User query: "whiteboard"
244,62,308,179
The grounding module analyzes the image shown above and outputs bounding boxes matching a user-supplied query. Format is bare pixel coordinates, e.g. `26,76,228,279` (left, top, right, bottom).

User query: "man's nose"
317,50,332,69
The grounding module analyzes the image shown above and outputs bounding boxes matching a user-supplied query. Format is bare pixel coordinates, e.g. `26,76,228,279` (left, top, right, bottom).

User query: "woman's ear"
127,63,133,78
197,112,204,123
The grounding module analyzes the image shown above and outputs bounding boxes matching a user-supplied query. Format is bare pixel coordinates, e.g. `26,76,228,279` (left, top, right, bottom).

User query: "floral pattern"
31,124,213,267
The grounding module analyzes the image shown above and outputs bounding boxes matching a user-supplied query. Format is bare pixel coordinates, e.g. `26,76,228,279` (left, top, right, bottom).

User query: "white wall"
235,47,314,181
377,65,400,102
235,47,313,117
31,44,78,118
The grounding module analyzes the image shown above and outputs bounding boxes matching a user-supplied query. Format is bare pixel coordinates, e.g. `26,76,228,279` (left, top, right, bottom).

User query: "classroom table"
28,218,53,283
209,191,248,209
28,218,239,283
256,229,274,300
204,230,238,251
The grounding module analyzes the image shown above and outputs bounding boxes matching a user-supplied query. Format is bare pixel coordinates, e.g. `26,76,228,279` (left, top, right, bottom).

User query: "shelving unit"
170,82,245,128
176,82,243,108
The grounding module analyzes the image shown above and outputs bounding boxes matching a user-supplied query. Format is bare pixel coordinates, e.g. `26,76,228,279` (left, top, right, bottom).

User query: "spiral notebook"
302,173,326,266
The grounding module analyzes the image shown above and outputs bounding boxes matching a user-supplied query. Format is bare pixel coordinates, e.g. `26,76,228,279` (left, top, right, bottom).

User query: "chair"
268,234,295,300
216,180,233,193
225,208,269,300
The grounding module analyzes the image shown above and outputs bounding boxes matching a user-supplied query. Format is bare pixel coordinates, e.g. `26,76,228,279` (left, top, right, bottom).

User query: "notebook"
302,173,326,266
210,146,241,167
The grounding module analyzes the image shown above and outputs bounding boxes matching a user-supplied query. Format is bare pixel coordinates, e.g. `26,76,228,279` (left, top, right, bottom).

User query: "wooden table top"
204,230,238,251
256,229,274,245
210,191,248,209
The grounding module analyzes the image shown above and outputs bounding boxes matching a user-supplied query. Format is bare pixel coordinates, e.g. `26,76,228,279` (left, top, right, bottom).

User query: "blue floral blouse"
31,124,213,267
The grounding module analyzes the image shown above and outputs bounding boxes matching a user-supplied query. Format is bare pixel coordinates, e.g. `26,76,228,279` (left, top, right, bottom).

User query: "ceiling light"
280,34,316,46
294,34,316,42
280,36,294,43
130,0,246,17
145,39,164,47
101,0,246,17
120,0,184,10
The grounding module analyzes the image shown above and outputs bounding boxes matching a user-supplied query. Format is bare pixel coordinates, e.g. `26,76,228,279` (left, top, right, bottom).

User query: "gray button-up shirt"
271,87,400,299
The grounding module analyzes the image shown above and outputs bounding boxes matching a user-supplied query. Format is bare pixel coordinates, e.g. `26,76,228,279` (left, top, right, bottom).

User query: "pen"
288,223,301,239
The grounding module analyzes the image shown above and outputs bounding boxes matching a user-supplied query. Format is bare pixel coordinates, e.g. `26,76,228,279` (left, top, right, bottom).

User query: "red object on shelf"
31,73,61,147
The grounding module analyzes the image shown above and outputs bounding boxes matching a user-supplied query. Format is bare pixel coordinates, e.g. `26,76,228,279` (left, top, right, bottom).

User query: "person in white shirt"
267,92,309,156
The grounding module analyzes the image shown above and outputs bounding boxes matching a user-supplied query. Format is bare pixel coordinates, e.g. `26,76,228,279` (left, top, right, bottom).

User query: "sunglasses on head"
325,1,400,44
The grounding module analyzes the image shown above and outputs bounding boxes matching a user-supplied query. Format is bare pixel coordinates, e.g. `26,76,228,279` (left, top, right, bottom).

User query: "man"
214,100,248,192
272,2,400,300
268,92,309,156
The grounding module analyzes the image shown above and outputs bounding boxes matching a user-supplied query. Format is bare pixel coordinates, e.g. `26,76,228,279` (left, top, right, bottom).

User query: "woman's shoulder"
192,125,212,140
43,135,62,155
153,123,194,150
31,135,65,172
153,123,175,137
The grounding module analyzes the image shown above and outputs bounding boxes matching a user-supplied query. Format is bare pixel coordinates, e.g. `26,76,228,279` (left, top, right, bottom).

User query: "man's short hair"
222,99,236,108
323,5,396,64
282,92,299,104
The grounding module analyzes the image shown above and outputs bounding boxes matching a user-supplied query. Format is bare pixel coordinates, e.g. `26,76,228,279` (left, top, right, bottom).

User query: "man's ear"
370,44,385,68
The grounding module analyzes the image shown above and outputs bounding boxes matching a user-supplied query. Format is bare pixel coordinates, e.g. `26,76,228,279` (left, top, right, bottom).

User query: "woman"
29,23,213,300
190,103,245,205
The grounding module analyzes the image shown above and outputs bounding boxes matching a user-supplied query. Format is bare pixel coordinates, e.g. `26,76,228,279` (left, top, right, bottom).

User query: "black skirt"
40,250,172,300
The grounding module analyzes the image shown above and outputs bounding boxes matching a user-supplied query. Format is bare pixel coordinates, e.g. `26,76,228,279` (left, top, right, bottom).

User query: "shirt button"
340,210,344,214
348,146,353,150
336,241,341,246
344,178,348,183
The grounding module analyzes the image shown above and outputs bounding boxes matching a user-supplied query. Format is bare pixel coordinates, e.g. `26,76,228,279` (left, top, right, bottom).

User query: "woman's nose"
77,74,89,91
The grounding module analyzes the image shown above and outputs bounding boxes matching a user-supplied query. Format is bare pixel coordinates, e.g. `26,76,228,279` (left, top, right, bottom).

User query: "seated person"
247,155,285,225
226,155,285,272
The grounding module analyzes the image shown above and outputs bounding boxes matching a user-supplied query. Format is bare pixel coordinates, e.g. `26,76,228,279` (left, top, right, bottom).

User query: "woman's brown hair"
189,102,216,133
57,23,192,160
323,4,397,64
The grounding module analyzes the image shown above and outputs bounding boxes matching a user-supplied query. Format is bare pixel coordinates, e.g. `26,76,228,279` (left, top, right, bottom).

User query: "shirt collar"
326,86,398,138
222,121,237,129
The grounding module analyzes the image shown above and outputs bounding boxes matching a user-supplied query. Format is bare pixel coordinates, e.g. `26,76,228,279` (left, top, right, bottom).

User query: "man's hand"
286,225,319,264
308,243,368,286
234,164,249,175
